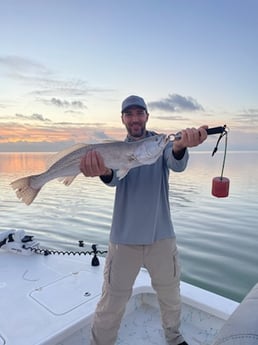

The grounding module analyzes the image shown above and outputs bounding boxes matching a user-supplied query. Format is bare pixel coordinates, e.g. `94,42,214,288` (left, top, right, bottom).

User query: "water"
1,151,258,302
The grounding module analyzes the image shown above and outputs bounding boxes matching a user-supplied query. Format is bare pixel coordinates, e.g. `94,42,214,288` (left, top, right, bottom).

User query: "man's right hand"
80,151,112,177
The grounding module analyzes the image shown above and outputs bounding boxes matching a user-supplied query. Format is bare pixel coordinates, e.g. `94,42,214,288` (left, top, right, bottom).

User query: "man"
80,95,208,345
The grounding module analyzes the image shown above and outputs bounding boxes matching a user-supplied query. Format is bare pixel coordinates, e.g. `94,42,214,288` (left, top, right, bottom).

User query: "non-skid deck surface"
116,297,224,345
117,302,168,345
58,294,224,345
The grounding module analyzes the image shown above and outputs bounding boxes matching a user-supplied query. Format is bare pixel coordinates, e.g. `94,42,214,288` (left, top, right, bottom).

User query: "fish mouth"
155,134,171,148
164,134,172,144
166,135,171,142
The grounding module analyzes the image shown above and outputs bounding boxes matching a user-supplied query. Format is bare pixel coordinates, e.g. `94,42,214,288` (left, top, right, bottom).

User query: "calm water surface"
0,151,258,302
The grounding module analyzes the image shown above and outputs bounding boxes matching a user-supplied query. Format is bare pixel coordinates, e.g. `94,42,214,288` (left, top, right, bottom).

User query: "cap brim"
122,105,146,113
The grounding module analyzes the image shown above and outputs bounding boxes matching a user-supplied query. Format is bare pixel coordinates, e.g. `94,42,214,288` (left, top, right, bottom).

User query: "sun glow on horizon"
0,122,126,146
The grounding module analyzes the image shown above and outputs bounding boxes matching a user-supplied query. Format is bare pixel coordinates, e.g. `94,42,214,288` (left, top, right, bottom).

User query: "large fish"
11,134,170,205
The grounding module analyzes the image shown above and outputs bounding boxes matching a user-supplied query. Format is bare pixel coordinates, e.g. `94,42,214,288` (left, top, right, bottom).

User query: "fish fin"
46,143,88,168
10,176,40,205
58,175,78,186
116,168,130,180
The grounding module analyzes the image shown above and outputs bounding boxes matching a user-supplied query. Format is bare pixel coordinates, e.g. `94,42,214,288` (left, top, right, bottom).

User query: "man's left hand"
173,125,208,154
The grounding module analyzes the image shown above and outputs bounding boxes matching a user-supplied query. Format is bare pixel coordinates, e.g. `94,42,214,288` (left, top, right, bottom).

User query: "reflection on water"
0,151,258,302
0,152,49,174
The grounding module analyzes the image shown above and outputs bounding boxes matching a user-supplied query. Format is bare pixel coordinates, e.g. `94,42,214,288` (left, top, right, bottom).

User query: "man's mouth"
131,123,141,130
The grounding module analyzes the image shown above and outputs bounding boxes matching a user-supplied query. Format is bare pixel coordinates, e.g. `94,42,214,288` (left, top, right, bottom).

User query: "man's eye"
124,111,145,117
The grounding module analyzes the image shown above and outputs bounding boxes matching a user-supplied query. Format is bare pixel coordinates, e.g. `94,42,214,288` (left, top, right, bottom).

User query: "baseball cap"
121,95,147,113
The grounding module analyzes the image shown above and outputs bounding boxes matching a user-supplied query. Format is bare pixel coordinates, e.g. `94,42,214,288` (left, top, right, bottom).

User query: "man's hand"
80,151,112,177
172,126,208,154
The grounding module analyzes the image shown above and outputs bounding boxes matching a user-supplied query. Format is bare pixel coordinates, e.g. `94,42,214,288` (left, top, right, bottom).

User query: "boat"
0,229,257,345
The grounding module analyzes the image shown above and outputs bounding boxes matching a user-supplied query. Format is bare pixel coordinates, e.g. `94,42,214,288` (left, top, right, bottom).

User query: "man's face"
121,106,149,139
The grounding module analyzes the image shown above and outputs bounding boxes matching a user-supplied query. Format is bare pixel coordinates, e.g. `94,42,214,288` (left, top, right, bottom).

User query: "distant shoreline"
1,150,258,153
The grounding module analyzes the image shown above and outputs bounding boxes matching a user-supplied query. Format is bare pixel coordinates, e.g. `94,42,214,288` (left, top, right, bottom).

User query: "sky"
0,0,258,151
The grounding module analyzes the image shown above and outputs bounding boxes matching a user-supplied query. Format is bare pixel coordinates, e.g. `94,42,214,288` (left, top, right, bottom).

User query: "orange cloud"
0,122,126,151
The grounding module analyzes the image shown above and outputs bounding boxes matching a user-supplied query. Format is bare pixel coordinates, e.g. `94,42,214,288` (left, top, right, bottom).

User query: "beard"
126,122,146,139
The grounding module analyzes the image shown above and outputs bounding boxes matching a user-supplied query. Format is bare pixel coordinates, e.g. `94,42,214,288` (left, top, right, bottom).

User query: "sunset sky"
0,0,258,151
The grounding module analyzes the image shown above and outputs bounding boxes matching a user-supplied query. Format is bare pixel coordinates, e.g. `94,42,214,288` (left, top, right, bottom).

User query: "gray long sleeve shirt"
104,131,189,245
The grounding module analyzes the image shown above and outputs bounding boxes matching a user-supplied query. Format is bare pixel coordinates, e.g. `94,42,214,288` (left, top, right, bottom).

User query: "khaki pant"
90,238,184,345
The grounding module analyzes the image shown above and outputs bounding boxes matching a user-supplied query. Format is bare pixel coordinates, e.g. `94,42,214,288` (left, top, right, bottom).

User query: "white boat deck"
118,293,227,345
58,294,226,345
0,249,239,345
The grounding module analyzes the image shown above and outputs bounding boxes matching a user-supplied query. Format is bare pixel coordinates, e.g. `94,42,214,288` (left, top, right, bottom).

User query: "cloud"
154,114,190,121
149,94,204,112
0,55,51,75
232,109,258,130
15,113,51,122
0,55,113,98
94,131,110,140
235,109,258,119
47,98,87,109
64,110,84,115
33,87,88,97
0,55,86,98
0,55,115,115
0,119,126,151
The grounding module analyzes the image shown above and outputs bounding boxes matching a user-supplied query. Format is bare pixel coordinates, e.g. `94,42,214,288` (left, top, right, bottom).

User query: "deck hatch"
29,270,102,315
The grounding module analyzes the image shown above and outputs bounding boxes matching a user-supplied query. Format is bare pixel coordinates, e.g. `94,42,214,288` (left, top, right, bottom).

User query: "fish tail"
10,176,41,205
